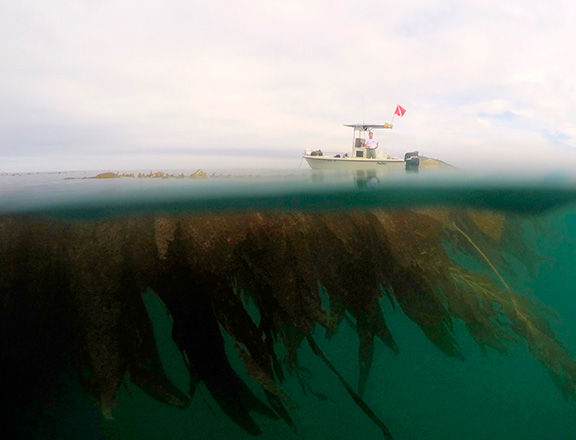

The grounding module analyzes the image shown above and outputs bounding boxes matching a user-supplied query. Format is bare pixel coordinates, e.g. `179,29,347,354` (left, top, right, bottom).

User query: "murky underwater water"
2,168,576,439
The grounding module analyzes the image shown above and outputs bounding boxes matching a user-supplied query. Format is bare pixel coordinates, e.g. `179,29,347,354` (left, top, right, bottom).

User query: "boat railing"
304,149,350,158
304,149,395,160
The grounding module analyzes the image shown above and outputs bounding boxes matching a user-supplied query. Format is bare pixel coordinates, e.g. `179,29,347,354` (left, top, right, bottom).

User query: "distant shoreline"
65,169,209,180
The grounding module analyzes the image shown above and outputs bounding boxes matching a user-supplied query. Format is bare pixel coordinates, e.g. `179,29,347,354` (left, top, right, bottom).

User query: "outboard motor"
404,151,420,172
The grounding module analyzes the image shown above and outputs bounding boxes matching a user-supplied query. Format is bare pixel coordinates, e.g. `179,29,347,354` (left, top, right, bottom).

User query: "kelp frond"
1,208,575,439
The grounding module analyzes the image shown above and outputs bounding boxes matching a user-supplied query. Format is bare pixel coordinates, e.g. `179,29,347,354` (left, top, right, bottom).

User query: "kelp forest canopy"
1,207,575,439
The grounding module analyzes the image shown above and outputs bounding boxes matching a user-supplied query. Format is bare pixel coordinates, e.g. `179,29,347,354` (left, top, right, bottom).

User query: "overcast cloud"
1,0,575,172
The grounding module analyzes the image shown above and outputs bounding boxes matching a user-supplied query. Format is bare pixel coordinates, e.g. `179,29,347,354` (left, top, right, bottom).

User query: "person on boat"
365,131,378,159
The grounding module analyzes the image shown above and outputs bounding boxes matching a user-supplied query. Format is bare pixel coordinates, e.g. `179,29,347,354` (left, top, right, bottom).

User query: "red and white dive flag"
394,105,406,117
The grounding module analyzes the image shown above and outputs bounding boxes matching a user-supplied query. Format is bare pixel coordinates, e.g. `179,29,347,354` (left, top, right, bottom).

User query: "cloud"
1,0,576,171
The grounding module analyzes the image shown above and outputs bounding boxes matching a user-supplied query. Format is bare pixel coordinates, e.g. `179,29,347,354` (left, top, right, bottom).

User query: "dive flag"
394,105,406,117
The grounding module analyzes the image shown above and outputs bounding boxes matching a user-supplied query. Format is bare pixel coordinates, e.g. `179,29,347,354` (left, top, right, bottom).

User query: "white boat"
302,123,419,171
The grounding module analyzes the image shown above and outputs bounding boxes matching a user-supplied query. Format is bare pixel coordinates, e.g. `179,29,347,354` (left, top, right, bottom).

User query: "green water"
2,169,576,439
2,169,576,217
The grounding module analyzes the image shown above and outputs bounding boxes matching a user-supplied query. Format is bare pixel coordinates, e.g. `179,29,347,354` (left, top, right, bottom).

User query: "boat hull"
303,155,405,171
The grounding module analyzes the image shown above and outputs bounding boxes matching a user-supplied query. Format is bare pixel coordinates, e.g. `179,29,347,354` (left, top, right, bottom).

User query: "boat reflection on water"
354,169,382,188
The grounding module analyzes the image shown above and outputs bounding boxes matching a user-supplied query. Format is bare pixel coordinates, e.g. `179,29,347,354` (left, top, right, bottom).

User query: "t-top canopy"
344,123,393,130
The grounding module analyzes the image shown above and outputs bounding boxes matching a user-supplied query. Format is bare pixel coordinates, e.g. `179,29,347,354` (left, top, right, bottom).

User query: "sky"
1,0,576,172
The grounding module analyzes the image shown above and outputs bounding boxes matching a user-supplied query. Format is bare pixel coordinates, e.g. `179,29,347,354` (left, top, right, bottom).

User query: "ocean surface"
2,167,576,439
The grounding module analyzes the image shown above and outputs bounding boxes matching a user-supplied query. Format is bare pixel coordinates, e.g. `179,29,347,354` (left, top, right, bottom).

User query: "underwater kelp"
1,208,575,438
